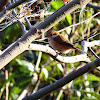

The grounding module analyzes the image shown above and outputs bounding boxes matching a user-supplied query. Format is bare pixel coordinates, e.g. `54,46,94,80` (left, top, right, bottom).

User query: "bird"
47,30,87,54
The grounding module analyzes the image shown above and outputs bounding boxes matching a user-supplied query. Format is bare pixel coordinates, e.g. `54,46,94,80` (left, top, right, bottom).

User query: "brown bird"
47,30,87,54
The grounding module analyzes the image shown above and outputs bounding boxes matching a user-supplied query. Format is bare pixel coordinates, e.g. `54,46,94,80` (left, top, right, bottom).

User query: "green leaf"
16,59,34,72
85,92,100,99
57,63,64,72
31,73,38,85
10,87,21,99
48,77,57,82
51,0,63,10
87,74,99,81
70,95,80,100
42,68,48,79
66,14,72,25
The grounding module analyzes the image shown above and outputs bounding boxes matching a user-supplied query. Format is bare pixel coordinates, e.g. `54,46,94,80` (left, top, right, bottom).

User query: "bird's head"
46,30,59,38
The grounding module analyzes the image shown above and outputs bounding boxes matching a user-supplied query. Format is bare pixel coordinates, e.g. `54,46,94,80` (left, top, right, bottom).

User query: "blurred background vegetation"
0,0,100,100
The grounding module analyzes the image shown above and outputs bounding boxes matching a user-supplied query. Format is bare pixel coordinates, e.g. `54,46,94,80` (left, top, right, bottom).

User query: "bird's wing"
52,34,74,47
52,34,87,54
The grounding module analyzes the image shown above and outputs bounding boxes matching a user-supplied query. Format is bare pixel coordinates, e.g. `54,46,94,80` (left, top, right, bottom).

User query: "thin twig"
88,47,100,59
22,58,100,100
87,3,100,9
12,9,27,34
32,72,42,93
58,12,100,33
25,17,32,29
79,4,87,22
73,27,100,44
5,70,9,100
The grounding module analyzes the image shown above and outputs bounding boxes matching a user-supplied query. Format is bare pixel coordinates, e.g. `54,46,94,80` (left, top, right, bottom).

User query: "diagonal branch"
23,58,100,100
0,0,29,23
0,0,91,69
29,43,90,63
28,40,100,63
87,3,100,9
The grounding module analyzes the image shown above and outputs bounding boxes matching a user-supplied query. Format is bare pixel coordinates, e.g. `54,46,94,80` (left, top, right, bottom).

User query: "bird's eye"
52,33,56,36
51,34,54,36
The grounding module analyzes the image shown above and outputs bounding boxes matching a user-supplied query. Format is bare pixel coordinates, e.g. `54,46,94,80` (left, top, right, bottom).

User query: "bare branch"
58,12,100,33
22,58,100,100
29,43,90,63
87,3,100,9
85,40,100,47
29,39,100,63
12,10,27,34
0,0,91,69
89,47,100,59
0,0,29,23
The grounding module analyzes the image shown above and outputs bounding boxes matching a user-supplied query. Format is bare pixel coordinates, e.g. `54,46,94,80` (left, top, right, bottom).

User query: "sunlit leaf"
31,73,38,85
66,14,72,25
57,63,64,72
16,59,34,72
10,87,21,99
51,0,63,10
84,91,100,99
42,68,48,78
87,74,99,81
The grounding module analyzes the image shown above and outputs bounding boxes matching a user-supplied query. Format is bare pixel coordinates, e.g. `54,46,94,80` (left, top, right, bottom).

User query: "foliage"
0,0,100,100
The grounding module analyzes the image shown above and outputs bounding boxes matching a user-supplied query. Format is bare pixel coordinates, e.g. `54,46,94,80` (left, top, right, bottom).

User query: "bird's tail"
73,46,88,55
